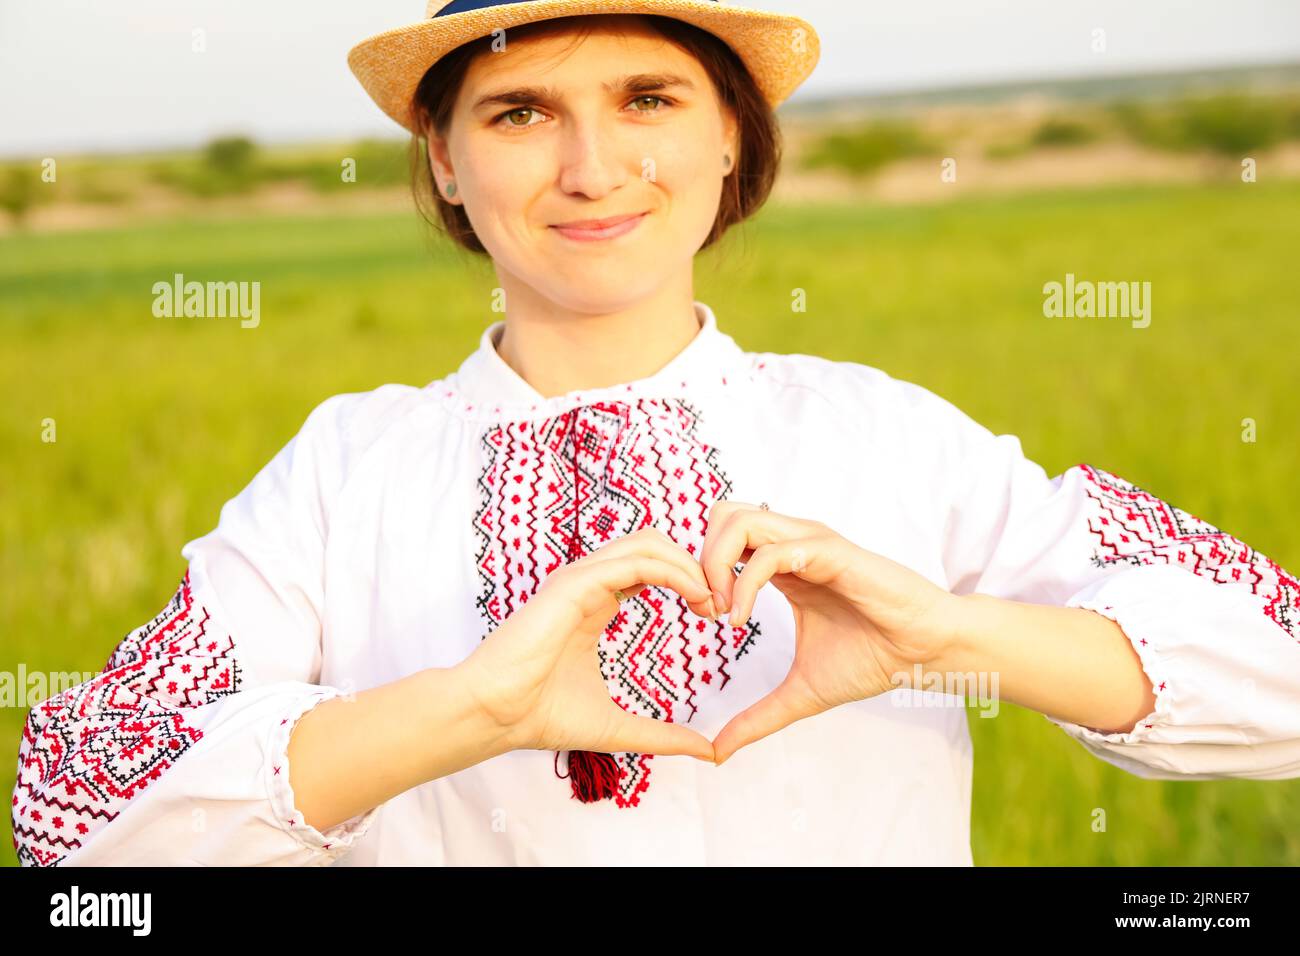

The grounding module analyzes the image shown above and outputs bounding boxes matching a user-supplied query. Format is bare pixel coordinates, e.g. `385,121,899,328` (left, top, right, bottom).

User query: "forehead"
461,17,701,86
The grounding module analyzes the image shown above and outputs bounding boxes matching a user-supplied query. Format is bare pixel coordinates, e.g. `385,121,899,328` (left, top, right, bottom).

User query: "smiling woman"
13,1,1300,869
408,14,781,257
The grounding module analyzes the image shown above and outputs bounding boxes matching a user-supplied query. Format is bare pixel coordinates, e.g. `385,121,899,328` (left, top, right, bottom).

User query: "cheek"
460,151,543,244
650,139,725,235
645,131,717,188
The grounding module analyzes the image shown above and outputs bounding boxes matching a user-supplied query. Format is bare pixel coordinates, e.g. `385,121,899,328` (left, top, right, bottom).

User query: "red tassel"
548,413,624,804
554,749,620,802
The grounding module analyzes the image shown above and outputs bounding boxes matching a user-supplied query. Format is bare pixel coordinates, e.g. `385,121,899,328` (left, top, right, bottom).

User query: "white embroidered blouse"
13,301,1300,866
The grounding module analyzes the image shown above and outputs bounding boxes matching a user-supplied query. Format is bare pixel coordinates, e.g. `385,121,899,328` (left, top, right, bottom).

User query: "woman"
13,1,1300,867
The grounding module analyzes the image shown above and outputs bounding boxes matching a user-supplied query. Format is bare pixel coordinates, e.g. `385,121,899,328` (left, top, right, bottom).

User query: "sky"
2,0,1299,157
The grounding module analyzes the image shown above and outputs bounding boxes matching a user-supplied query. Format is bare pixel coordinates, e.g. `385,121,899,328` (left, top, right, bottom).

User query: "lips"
549,211,650,242
553,211,646,230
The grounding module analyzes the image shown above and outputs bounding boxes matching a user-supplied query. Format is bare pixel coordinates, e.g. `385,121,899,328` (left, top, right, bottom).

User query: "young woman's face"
429,19,739,312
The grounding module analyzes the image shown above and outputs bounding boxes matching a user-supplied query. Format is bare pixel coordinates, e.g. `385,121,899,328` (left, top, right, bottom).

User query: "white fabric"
14,300,1300,866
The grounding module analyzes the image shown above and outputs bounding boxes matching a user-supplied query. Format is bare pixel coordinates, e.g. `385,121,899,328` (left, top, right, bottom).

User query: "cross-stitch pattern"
1080,463,1300,642
12,571,240,866
472,398,761,806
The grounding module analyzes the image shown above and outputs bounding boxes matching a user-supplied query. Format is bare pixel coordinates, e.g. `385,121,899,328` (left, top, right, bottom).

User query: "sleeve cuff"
266,687,380,862
1045,568,1178,747
1036,563,1300,779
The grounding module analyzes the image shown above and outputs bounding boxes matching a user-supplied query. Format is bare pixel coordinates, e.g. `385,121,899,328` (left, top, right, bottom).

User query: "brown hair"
407,14,782,255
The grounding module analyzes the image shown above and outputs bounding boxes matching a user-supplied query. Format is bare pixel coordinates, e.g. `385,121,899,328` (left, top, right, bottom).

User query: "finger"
602,708,716,763
584,528,718,618
700,503,812,614
727,536,825,627
699,501,767,614
576,554,713,621
606,578,717,621
711,676,823,766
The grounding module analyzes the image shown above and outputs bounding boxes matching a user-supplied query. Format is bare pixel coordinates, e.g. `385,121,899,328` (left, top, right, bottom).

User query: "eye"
628,94,674,113
496,106,545,130
491,95,676,131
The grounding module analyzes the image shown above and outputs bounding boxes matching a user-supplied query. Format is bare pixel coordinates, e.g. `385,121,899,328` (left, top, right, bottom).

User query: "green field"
3,180,1298,866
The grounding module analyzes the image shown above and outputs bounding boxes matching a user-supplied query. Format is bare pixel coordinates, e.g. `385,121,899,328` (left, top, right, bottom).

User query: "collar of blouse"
437,300,756,422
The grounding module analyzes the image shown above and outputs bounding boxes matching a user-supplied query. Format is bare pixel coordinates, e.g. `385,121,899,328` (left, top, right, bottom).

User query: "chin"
540,282,661,315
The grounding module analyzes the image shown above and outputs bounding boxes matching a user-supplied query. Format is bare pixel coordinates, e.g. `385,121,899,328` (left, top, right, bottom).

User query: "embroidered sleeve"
899,380,1300,780
11,395,382,865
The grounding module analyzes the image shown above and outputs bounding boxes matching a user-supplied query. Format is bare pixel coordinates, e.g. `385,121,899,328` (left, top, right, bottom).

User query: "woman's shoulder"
745,346,933,412
740,347,1003,488
290,381,444,472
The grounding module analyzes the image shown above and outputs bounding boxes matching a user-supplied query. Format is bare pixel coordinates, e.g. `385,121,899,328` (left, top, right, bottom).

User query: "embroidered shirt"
13,301,1300,866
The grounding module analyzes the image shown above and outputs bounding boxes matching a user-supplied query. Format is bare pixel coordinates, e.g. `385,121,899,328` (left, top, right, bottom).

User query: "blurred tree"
0,166,39,227
1114,93,1291,156
204,135,257,175
1030,118,1099,148
1179,94,1286,155
801,120,939,177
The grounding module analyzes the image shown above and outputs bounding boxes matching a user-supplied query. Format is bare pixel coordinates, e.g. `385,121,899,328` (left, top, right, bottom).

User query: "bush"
147,136,263,198
348,139,410,188
302,139,411,193
204,136,257,176
0,166,41,224
1179,94,1286,155
1030,118,1098,148
801,120,938,176
1113,93,1291,156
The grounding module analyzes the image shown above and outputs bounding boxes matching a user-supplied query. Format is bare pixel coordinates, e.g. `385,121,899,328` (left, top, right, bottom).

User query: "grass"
3,178,1299,866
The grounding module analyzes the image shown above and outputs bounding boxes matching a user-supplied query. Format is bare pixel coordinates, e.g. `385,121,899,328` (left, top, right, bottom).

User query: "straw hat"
347,0,821,135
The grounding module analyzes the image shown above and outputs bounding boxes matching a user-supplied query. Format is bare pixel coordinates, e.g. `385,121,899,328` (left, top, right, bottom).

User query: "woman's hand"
700,501,963,765
456,527,719,762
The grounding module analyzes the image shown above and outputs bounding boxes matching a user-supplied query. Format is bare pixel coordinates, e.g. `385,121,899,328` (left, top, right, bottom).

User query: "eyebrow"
470,72,698,112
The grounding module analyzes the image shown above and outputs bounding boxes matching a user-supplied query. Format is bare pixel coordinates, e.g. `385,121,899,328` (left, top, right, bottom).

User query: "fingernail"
713,590,728,614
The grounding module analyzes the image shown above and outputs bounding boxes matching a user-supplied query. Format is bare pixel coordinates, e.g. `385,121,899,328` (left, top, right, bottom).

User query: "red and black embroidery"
472,398,759,807
11,570,240,866
1080,464,1300,643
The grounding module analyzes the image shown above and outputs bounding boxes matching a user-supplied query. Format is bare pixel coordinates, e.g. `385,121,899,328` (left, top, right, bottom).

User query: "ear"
723,107,741,174
422,118,462,205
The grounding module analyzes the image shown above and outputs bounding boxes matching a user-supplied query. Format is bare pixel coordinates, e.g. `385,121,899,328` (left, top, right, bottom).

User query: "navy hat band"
435,0,716,16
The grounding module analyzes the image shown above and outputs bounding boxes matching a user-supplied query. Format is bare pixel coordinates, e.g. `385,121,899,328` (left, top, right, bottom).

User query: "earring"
723,155,732,171
445,180,457,198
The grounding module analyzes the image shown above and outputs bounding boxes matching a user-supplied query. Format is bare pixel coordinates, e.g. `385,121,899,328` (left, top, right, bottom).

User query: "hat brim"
347,0,821,135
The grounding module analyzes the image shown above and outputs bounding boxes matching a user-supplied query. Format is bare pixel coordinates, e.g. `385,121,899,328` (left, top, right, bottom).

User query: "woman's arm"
11,569,380,867
934,594,1158,735
703,366,1300,777
12,390,406,866
897,374,1300,780
290,526,721,832
286,664,516,833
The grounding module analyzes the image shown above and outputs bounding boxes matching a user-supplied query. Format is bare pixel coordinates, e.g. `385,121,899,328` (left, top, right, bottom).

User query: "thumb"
602,708,716,763
711,676,822,767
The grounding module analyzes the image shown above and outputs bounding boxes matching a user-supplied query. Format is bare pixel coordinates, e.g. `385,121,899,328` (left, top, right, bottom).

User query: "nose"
555,112,633,200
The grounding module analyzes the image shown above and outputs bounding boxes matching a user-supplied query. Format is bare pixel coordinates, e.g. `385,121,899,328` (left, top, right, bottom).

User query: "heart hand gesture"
700,501,962,765
459,527,718,762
